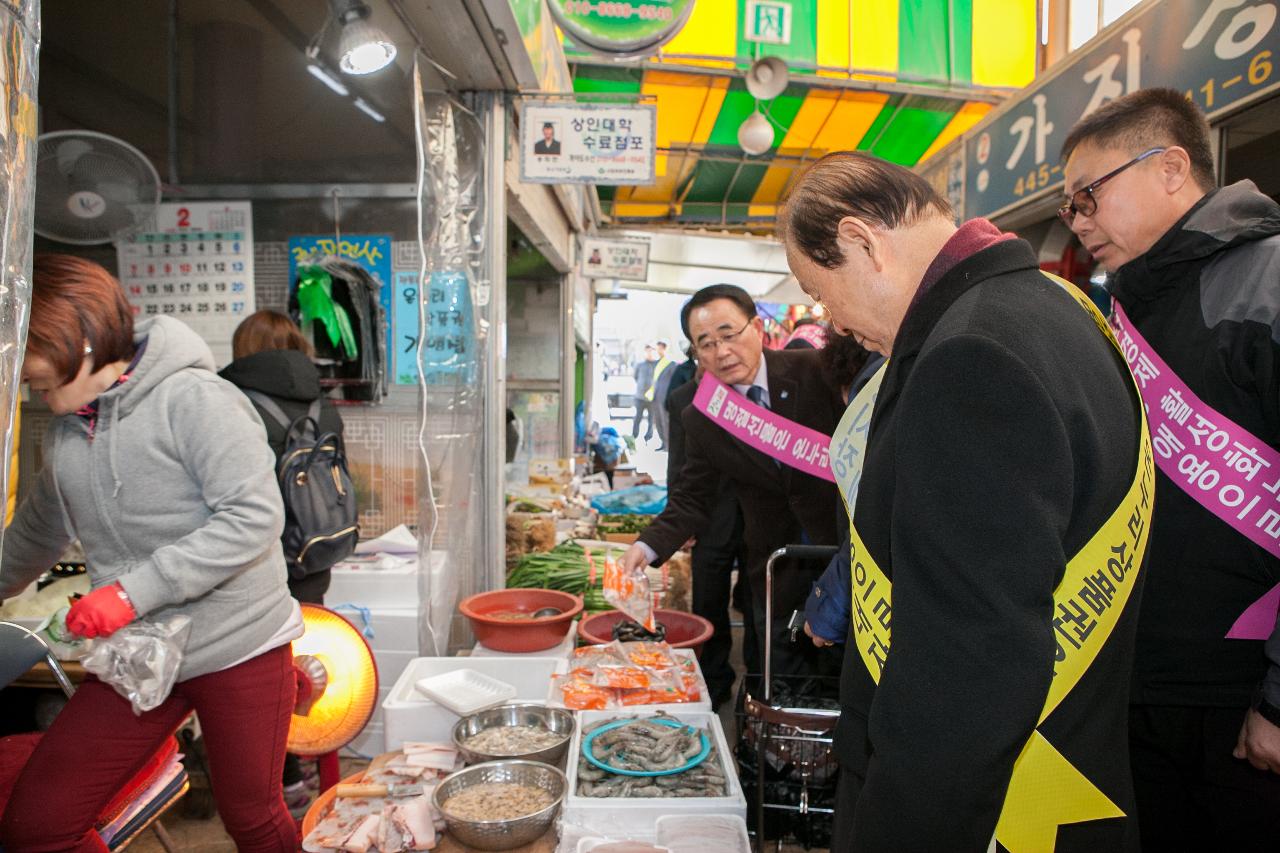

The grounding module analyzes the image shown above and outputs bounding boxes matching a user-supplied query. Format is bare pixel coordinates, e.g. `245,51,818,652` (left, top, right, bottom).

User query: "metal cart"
735,544,842,852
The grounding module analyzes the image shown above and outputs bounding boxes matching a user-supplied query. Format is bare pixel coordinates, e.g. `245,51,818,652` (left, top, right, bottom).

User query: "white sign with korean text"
519,101,656,186
117,201,255,368
579,237,650,281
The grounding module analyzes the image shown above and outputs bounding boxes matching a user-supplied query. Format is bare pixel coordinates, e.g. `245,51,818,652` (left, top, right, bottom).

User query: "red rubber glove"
66,582,137,639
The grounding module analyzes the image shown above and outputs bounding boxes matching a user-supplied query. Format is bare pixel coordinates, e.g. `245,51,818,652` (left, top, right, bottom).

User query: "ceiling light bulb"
738,112,774,156
339,17,397,75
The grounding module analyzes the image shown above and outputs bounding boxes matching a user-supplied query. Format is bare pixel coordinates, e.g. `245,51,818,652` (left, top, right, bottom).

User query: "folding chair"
0,621,189,851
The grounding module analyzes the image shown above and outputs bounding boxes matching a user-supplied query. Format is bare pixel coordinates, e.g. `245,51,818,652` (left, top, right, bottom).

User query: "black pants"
651,398,669,447
690,510,750,704
282,571,330,786
1130,704,1280,853
632,400,653,439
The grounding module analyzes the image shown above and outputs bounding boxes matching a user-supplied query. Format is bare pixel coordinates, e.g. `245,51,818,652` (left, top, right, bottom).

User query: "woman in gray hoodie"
0,255,299,851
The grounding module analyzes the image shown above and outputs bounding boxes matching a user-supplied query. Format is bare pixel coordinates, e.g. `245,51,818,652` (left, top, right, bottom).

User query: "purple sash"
692,372,834,482
1112,303,1280,640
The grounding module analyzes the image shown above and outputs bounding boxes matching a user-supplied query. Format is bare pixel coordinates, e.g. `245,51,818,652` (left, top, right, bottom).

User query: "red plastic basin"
578,608,715,657
460,588,584,653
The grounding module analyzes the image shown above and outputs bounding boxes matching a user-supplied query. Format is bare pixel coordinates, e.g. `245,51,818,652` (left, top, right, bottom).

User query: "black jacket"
838,239,1145,852
638,347,844,610
219,350,345,462
1109,181,1280,710
665,375,740,550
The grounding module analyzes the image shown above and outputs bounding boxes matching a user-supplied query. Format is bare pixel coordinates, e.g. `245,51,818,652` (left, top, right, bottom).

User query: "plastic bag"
602,553,655,632
589,485,667,515
80,616,192,715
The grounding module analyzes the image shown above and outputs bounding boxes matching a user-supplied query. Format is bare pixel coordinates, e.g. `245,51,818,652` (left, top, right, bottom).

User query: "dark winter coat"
837,238,1145,852
1108,180,1280,712
219,349,345,602
638,348,845,619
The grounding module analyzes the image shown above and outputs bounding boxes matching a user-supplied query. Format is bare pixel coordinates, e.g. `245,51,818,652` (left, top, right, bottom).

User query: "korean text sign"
519,100,656,186
579,237,650,281
965,0,1280,219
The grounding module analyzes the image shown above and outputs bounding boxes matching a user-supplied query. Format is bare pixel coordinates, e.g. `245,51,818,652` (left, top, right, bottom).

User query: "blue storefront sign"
965,0,1280,220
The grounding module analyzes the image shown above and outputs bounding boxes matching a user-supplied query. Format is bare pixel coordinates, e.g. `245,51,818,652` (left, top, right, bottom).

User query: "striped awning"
569,0,1038,229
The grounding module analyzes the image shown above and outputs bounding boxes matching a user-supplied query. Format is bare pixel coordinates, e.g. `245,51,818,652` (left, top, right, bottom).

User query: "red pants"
0,644,296,852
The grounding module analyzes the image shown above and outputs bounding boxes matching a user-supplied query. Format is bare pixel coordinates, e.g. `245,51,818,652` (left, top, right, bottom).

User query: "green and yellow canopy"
569,0,1037,229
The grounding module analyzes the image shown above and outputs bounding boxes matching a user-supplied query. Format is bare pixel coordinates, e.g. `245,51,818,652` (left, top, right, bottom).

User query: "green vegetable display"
507,541,619,612
596,514,652,534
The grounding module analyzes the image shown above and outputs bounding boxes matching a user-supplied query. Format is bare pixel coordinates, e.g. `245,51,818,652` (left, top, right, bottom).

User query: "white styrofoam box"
655,815,750,853
545,647,711,714
472,622,578,659
371,648,417,694
349,720,385,757
382,656,567,750
326,550,446,609
332,605,420,652
563,710,746,838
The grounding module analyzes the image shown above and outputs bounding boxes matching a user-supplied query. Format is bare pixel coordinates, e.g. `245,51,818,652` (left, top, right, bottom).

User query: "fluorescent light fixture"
306,63,350,95
353,97,386,123
338,15,397,75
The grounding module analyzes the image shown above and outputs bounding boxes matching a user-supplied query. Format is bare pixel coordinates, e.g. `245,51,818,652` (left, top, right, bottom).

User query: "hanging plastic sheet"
0,1,39,549
412,60,487,655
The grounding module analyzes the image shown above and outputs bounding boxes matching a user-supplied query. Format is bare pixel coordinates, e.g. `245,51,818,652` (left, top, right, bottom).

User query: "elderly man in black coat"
782,152,1151,853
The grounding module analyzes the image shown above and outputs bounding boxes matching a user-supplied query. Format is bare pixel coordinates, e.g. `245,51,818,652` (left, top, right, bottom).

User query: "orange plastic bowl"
460,588,584,653
579,608,714,656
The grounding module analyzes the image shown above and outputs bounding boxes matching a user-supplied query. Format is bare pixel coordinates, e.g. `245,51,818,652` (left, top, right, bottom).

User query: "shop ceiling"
37,0,517,186
572,0,1039,232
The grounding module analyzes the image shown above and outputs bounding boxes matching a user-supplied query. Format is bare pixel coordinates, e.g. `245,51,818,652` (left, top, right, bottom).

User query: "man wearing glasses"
620,283,845,678
1063,87,1280,851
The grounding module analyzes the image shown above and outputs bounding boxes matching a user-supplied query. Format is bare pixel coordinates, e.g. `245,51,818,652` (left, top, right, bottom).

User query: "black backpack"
244,391,359,579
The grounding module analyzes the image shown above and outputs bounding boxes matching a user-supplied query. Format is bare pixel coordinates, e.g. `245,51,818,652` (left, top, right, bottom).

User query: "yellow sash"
831,273,1154,853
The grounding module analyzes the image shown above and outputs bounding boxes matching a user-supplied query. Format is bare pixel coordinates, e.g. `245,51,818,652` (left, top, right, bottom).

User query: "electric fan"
34,130,161,245
289,603,381,791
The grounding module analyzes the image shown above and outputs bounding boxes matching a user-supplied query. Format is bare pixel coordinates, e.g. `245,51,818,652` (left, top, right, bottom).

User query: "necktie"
746,385,768,409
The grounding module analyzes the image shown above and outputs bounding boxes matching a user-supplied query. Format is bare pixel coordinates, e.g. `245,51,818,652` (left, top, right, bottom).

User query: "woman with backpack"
0,255,299,850
220,308,348,815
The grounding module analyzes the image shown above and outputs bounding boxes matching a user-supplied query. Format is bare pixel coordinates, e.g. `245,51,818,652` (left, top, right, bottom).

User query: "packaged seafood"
548,645,710,713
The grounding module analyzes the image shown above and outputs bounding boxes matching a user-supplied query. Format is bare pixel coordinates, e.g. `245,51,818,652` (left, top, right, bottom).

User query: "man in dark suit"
665,345,756,707
621,284,845,677
533,122,561,156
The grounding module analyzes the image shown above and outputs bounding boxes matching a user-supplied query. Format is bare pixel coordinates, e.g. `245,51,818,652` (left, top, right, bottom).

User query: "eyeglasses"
1057,147,1167,227
695,318,754,356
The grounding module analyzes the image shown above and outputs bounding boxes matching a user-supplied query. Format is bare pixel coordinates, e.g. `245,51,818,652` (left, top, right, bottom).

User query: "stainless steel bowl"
432,760,567,851
452,704,575,765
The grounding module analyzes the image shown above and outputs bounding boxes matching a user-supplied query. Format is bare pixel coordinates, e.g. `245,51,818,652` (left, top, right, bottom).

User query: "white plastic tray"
414,668,517,715
562,710,747,838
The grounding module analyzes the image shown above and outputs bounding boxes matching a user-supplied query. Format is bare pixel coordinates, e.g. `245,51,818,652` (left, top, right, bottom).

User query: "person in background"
1062,87,1280,851
620,283,845,679
219,308,344,817
0,255,298,850
647,340,676,451
781,152,1149,852
665,337,756,708
632,345,657,442
783,315,828,350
